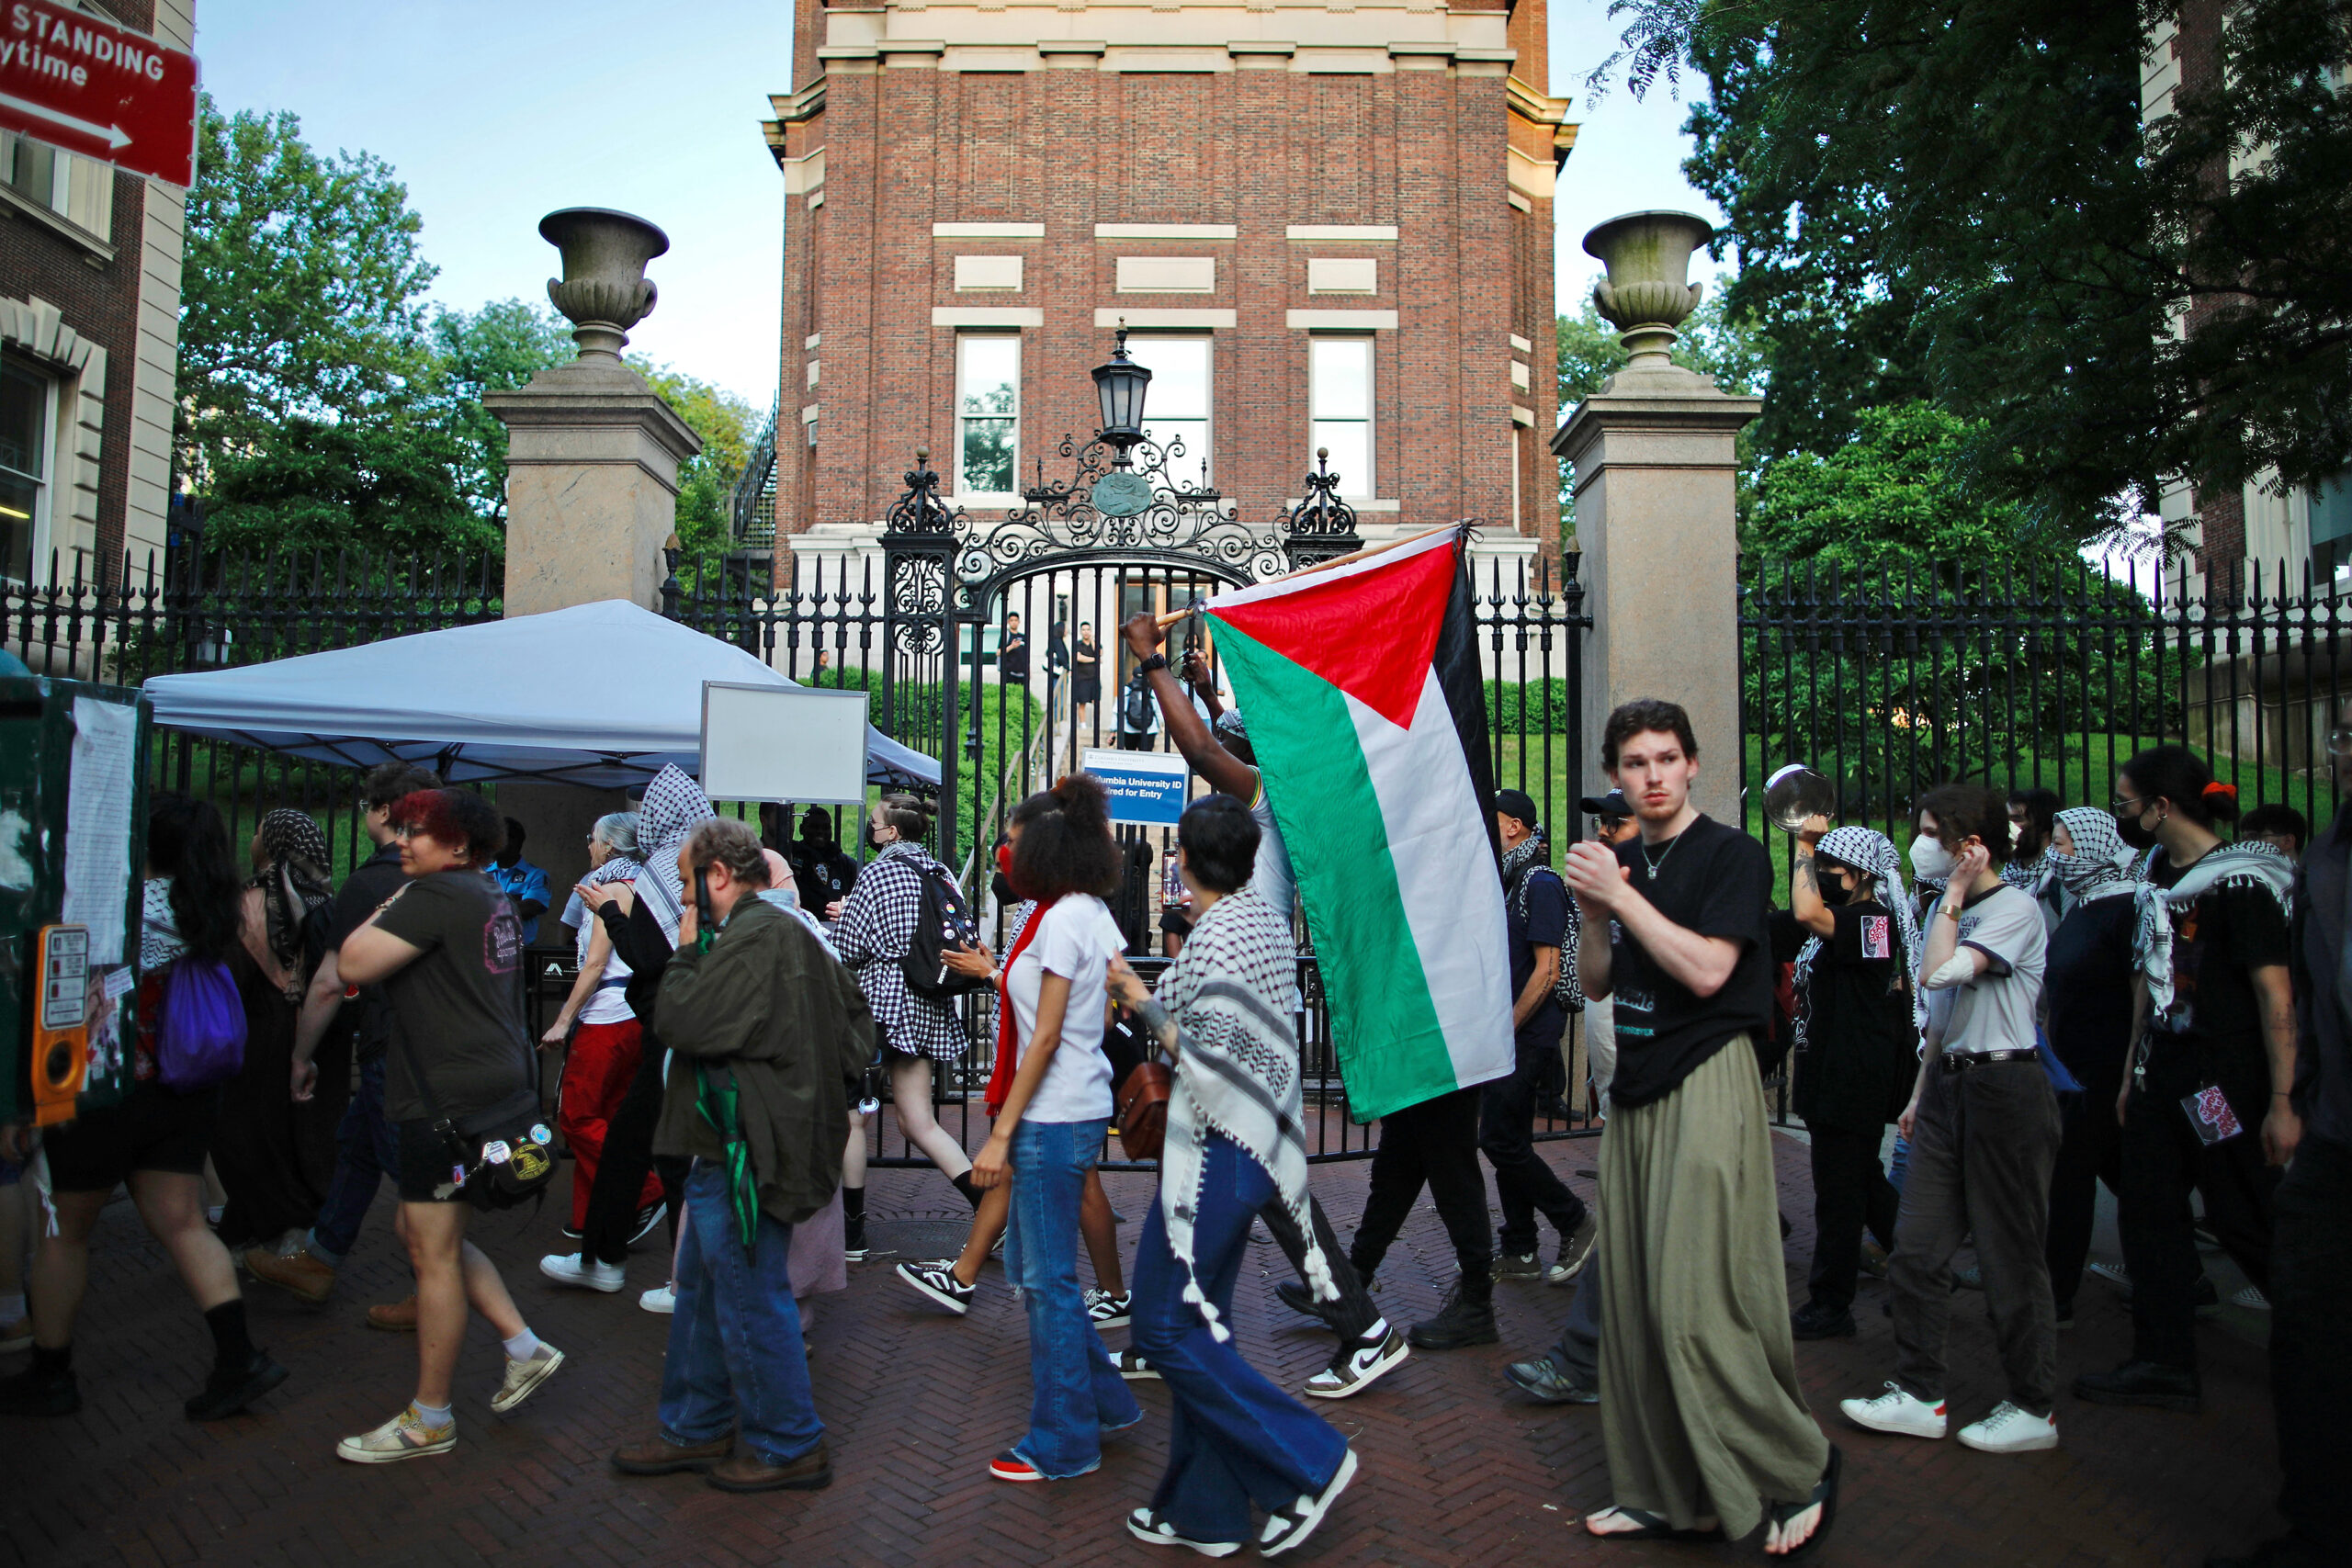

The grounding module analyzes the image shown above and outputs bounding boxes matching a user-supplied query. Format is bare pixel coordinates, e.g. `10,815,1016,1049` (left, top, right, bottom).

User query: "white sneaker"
491,1343,565,1414
2232,1284,2270,1311
1957,1401,2059,1453
639,1284,676,1314
1840,1381,1948,1439
539,1253,624,1292
335,1404,456,1463
1303,1323,1409,1401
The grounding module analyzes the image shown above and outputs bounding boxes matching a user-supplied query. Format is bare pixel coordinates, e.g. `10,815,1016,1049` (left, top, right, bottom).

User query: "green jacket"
653,897,876,1224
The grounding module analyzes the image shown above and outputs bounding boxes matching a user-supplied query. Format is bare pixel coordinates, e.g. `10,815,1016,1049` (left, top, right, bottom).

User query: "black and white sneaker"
1127,1507,1241,1557
896,1258,975,1315
1303,1323,1408,1401
844,1217,869,1264
628,1201,667,1248
1115,1348,1160,1381
1259,1446,1358,1557
1086,1288,1132,1330
1547,1213,1599,1285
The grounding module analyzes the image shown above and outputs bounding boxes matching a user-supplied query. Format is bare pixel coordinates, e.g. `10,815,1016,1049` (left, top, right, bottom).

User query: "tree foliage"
428,299,573,525
631,364,761,561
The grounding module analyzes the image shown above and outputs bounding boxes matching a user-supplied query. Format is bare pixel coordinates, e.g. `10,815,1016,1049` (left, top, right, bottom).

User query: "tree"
200,415,490,556
632,363,761,561
428,299,573,525
1680,0,2352,539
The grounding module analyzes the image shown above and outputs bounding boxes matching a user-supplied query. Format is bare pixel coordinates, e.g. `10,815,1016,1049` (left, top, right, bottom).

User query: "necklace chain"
1641,831,1683,880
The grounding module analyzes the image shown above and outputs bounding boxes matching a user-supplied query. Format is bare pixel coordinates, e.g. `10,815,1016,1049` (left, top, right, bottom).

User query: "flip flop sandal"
1768,1444,1842,1560
1584,1506,1724,1542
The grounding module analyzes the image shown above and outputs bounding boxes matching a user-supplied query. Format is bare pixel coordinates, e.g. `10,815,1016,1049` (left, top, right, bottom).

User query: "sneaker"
628,1201,667,1248
844,1217,869,1264
1304,1324,1409,1401
560,1225,583,1242
1791,1302,1858,1340
896,1258,975,1316
1494,1251,1543,1282
365,1293,418,1332
336,1404,458,1463
243,1247,337,1304
1259,1446,1358,1557
1128,1507,1242,1557
1547,1213,1599,1285
1500,1356,1597,1405
1115,1348,1161,1381
2233,1284,2270,1312
0,1359,80,1417
2086,1261,2132,1295
491,1343,566,1414
0,1315,31,1355
1407,1280,1498,1351
1957,1401,2059,1453
639,1285,676,1314
1840,1382,1948,1439
989,1450,1080,1483
1273,1279,1343,1328
183,1349,289,1421
1858,1239,1891,1280
2072,1359,2200,1413
1086,1289,1132,1330
539,1253,625,1293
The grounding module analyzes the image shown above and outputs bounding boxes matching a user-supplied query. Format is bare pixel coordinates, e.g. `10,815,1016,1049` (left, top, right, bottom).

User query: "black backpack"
1120,671,1156,735
901,865,989,999
1509,863,1584,1014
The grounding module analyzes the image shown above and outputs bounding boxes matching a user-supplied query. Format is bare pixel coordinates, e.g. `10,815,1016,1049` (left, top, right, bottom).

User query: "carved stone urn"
1582,209,1714,363
539,207,670,358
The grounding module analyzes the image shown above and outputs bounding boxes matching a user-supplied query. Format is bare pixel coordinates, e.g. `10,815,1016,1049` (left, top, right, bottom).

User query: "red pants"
559,1017,663,1230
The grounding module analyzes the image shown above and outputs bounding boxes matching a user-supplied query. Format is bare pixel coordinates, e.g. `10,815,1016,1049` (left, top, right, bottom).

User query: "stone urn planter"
539,207,671,358
1581,209,1714,362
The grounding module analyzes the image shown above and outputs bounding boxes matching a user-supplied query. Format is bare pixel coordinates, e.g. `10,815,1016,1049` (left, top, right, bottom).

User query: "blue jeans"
658,1158,823,1465
1132,1135,1349,1543
308,1056,400,1265
1006,1117,1140,1477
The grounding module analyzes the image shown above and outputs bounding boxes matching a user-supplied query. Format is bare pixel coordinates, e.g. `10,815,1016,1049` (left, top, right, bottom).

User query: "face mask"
1909,836,1953,885
865,822,887,851
996,841,1035,902
2114,808,2158,851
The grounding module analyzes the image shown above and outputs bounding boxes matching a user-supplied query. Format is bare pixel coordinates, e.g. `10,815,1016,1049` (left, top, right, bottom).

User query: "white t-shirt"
1005,893,1123,1123
576,912,636,1026
1928,883,2047,1057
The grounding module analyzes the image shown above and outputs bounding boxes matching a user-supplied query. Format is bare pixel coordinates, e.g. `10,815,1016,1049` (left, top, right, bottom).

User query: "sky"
193,1,1723,409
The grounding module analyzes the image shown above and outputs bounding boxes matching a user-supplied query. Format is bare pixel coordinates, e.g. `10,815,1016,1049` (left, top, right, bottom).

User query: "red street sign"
0,0,198,188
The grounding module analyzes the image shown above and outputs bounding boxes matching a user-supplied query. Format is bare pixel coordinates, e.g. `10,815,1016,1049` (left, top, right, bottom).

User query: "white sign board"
700,682,869,803
1082,748,1190,827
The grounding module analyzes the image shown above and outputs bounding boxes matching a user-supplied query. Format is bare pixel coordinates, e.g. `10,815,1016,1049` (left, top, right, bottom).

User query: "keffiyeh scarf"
253,808,334,1000
635,766,716,945
1155,885,1332,1342
2036,807,2135,912
582,811,646,890
2135,840,2295,1018
1792,826,1924,1050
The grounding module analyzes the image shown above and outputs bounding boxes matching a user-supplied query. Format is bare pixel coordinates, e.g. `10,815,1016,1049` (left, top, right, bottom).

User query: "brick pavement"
0,1131,2283,1568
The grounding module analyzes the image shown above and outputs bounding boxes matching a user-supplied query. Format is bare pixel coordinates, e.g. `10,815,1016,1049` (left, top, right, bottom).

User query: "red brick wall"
774,52,1547,581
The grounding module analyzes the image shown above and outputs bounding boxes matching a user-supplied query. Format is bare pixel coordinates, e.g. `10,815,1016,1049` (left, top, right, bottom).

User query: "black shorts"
42,1084,218,1192
395,1118,469,1203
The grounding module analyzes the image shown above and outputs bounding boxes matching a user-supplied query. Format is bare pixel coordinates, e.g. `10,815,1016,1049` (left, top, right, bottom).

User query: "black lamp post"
1091,321,1153,468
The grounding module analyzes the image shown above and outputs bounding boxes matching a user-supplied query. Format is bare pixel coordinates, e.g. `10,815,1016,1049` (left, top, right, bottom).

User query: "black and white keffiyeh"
2136,840,2294,1017
1792,826,1924,1051
2036,807,2135,913
1155,884,1333,1342
634,766,715,945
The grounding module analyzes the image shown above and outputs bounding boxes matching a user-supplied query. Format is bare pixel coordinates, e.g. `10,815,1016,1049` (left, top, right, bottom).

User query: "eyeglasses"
2110,797,2148,817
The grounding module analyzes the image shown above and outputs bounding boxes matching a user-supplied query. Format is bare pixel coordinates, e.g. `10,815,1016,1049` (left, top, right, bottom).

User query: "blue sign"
1082,748,1189,827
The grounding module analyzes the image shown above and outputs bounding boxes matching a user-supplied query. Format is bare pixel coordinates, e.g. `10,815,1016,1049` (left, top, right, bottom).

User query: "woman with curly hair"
0,795,290,1423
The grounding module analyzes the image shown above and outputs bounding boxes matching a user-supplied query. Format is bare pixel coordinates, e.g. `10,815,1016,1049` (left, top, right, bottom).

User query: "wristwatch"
1136,653,1170,674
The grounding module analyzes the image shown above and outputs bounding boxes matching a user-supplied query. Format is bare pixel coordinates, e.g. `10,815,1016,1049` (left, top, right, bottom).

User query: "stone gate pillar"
484,209,703,912
1551,212,1759,829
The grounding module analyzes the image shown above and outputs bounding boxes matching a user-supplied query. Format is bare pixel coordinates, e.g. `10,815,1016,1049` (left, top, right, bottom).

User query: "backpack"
901,864,989,999
155,956,248,1090
1120,671,1156,736
1510,863,1584,1015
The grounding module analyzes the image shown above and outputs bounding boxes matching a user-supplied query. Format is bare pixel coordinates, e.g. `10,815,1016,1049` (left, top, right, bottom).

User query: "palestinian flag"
1206,525,1513,1122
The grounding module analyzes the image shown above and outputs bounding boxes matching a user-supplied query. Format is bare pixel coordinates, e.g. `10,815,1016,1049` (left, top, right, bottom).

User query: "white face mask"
1909,835,1954,885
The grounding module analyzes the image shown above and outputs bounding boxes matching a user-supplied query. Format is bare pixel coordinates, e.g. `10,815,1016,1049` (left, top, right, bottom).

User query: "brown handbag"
1115,1059,1174,1162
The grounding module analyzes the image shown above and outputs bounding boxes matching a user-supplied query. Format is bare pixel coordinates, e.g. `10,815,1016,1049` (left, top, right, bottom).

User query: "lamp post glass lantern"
1091,322,1153,466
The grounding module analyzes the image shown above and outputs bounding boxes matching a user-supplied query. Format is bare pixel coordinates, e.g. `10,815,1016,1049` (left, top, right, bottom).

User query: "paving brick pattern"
0,1133,2280,1567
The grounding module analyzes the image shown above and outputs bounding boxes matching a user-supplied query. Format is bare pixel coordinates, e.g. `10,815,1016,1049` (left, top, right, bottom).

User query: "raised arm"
1122,612,1257,799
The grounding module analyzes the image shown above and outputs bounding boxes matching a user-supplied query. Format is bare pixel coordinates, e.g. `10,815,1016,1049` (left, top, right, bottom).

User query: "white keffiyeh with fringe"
1153,884,1334,1342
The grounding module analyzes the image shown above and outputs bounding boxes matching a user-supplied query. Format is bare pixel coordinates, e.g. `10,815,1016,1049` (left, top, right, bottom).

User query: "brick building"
761,0,1574,583
0,0,189,596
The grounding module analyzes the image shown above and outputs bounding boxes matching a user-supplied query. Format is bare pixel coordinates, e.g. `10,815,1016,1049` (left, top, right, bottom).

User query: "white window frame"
955,333,1023,501
1308,335,1374,500
0,353,58,584
1123,333,1212,493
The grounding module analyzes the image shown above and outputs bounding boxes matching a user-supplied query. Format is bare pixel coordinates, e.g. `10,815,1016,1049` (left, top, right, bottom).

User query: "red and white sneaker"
1839,1382,1948,1439
989,1451,1046,1483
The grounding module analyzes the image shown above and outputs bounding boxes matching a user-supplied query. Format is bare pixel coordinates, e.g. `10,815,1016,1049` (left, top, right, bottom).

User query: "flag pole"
1154,522,1464,626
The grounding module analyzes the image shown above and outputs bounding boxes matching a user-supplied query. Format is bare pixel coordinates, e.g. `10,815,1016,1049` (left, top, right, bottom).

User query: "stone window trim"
0,294,107,565
0,181,117,263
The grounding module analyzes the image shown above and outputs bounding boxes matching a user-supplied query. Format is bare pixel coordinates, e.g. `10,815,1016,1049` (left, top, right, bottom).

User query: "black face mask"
864,823,885,851
991,869,1015,905
2115,809,2158,851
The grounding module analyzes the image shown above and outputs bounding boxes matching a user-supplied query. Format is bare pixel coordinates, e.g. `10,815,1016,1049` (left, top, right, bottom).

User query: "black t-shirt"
2147,850,2290,1092
794,842,859,915
329,841,411,1065
2044,895,2139,1082
1507,862,1570,1049
372,870,533,1122
1604,815,1775,1107
1792,897,1915,1130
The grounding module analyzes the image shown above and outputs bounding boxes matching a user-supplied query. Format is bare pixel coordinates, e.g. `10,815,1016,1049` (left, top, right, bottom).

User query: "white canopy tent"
141,599,940,793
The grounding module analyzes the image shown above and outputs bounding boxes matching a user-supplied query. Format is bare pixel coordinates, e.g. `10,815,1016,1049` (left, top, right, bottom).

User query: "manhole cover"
863,1219,973,1260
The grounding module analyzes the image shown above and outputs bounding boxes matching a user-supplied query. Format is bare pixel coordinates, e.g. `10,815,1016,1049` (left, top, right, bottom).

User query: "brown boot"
245,1247,336,1304
707,1441,831,1493
612,1432,732,1475
365,1293,418,1332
